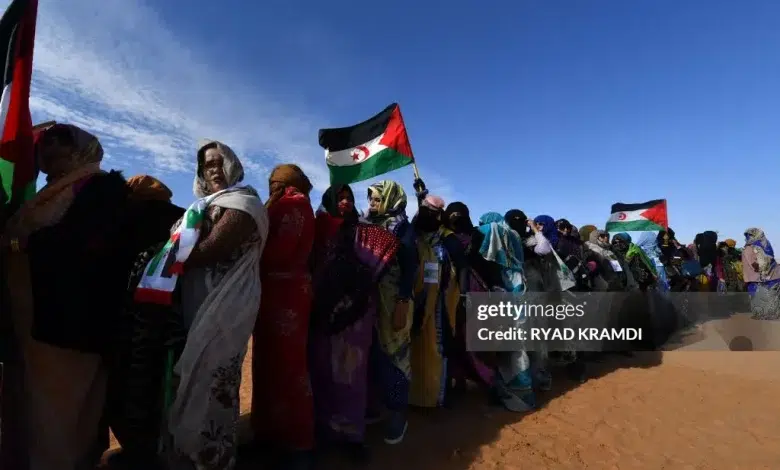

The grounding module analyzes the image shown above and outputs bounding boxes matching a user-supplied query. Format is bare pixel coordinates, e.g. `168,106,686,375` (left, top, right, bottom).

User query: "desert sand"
108,332,780,469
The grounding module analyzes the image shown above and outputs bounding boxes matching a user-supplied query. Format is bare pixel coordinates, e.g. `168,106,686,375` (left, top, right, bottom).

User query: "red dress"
251,187,315,450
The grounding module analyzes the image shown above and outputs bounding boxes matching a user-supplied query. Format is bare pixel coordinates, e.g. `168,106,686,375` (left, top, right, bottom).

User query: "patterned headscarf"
586,229,618,261
724,239,737,248
478,212,524,292
266,163,313,208
193,139,245,198
533,214,558,247
364,180,408,233
127,175,173,202
745,228,774,258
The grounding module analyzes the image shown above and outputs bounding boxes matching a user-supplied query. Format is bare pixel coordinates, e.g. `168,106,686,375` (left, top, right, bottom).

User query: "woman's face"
37,132,72,179
368,193,382,213
598,233,610,244
535,222,545,232
203,147,227,192
559,226,571,236
336,189,354,216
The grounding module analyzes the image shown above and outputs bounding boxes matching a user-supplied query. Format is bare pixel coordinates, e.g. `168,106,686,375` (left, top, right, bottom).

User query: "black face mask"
450,215,472,234
416,207,441,233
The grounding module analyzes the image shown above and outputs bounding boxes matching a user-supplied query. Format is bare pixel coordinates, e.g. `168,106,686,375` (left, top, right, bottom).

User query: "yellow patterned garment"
409,227,460,408
375,260,413,379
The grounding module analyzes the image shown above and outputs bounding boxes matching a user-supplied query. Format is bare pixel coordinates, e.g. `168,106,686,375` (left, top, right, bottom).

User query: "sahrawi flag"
0,0,38,209
318,103,414,185
606,199,668,232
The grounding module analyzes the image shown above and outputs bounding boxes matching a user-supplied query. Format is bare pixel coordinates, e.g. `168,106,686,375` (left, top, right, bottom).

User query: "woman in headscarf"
152,139,268,470
583,230,626,292
656,227,680,264
505,210,550,293
477,212,525,292
695,231,720,292
519,214,552,288
718,239,744,292
555,219,590,291
363,180,416,445
533,215,558,249
742,228,780,296
1,123,133,469
104,175,187,468
476,212,537,410
442,203,499,393
612,233,656,291
634,232,667,292
409,195,461,409
656,228,689,291
251,163,316,467
525,215,563,390
309,184,400,463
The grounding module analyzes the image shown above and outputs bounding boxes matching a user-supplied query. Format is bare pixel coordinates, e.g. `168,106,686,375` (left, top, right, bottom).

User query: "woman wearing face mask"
442,203,499,394
308,184,401,463
363,180,416,445
409,195,462,409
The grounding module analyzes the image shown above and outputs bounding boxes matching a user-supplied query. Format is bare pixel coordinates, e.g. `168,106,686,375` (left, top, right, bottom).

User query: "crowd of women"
0,122,777,470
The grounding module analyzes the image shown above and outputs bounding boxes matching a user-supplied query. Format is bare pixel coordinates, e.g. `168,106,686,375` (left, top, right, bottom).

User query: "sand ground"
107,335,780,469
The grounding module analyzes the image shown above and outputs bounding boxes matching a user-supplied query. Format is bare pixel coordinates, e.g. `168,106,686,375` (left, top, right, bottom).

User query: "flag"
0,0,38,212
606,199,668,232
318,103,414,185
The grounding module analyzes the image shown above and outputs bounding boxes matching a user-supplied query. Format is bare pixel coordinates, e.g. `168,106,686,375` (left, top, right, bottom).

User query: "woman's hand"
392,300,409,331
527,220,538,233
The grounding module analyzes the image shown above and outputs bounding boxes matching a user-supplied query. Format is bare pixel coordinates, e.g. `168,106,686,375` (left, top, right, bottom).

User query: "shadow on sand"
232,351,663,470
233,290,681,469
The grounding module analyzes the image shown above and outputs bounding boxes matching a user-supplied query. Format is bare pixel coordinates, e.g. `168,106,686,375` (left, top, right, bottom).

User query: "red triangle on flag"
640,200,668,229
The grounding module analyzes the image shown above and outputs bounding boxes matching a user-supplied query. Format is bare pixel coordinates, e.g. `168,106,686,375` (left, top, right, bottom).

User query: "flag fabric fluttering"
318,103,415,186
606,199,668,232
0,0,38,213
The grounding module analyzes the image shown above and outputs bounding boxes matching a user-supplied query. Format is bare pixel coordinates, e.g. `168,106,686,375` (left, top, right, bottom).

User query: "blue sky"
14,0,780,245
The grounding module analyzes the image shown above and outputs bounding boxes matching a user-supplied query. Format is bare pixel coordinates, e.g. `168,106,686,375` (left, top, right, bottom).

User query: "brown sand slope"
110,343,780,469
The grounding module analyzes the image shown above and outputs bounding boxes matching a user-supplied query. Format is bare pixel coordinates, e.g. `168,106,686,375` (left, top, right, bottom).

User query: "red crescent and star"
350,145,370,162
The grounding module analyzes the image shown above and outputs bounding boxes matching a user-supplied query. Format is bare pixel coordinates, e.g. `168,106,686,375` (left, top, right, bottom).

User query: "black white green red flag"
318,103,414,186
0,0,38,211
606,199,668,232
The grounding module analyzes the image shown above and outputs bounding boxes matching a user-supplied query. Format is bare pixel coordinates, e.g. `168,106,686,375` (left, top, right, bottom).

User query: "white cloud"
6,0,454,209
19,0,331,188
